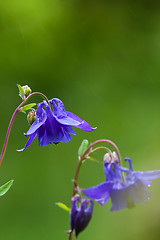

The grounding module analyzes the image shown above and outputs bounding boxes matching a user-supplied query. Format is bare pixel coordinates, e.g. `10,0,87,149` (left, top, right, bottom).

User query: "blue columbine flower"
19,98,95,151
82,157,160,211
70,196,93,237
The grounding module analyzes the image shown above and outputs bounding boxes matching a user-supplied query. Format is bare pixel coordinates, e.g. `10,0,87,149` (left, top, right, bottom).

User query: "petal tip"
16,148,24,152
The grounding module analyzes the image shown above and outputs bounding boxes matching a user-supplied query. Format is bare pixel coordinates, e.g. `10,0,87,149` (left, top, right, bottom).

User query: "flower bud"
22,85,32,97
27,110,36,125
70,196,93,237
104,151,119,164
104,153,112,163
112,151,119,163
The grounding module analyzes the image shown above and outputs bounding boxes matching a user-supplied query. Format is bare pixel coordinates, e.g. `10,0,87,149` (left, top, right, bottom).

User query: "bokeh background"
0,0,160,239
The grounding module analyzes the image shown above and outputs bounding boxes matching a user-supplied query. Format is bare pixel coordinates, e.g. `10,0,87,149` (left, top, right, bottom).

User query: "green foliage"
20,103,36,112
17,84,25,100
56,202,70,212
0,180,14,197
78,139,89,157
86,156,98,163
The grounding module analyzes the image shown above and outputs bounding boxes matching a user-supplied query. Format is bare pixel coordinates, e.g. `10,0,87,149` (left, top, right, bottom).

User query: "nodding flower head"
18,98,96,151
82,157,160,211
70,196,94,237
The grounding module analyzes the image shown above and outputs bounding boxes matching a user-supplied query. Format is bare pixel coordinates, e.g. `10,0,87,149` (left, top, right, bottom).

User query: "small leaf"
56,202,70,212
78,139,89,157
86,156,99,163
0,180,14,196
17,84,25,100
20,103,36,112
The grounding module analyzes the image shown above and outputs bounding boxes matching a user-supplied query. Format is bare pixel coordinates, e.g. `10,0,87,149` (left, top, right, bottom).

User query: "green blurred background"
0,0,160,239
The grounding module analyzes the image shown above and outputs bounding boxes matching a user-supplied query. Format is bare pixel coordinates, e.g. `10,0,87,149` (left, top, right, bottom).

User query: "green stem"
25,92,49,105
87,146,113,157
0,92,49,166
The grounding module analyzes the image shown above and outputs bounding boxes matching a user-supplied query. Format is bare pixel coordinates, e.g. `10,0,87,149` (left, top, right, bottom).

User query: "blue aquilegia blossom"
19,98,95,151
82,157,160,211
70,196,93,237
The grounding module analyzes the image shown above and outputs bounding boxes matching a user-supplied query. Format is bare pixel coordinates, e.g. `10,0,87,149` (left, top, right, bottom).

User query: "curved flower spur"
19,98,96,151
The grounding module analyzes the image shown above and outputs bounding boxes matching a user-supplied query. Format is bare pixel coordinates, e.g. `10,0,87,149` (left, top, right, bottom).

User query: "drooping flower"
82,157,160,211
70,196,93,237
19,98,95,151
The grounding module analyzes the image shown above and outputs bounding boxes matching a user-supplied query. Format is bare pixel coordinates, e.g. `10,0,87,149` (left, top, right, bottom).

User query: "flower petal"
51,99,80,126
75,199,93,237
104,162,122,181
82,182,113,200
67,112,96,131
128,181,151,203
110,188,129,211
54,114,80,126
50,98,67,117
96,192,110,206
17,132,37,151
44,103,65,143
64,125,76,136
26,103,47,135
59,125,72,143
133,170,160,181
60,125,77,142
37,125,51,146
70,197,79,231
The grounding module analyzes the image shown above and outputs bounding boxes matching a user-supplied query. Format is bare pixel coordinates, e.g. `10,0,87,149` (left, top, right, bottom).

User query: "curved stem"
81,139,121,166
0,100,25,166
25,92,49,105
73,139,121,194
0,91,49,166
87,146,113,157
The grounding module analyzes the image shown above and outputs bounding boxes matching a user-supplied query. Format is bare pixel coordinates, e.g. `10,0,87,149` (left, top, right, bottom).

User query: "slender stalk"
0,91,49,166
0,101,25,166
87,146,113,157
69,231,73,240
26,92,49,105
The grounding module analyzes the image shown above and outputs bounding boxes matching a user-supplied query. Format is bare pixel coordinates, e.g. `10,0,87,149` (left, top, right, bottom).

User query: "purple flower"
19,98,95,151
70,196,93,237
82,158,160,211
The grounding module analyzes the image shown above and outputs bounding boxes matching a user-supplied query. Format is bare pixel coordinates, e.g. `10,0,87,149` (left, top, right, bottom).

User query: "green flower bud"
22,85,32,97
27,110,36,125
